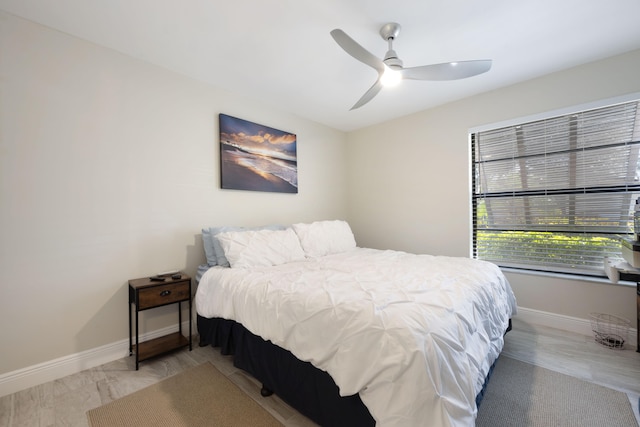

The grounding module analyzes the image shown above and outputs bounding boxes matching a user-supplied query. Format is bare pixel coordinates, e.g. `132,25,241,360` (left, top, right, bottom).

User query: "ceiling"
2,0,640,132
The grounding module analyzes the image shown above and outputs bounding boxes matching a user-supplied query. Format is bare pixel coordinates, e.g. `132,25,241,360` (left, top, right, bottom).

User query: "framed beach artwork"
219,114,298,193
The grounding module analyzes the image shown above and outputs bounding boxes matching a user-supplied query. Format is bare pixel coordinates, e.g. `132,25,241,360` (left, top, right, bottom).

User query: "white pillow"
292,220,356,258
206,225,286,267
215,228,306,268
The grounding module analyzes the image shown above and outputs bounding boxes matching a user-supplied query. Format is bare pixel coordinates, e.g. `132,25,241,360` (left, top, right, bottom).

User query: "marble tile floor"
0,339,317,427
501,318,640,425
1,317,639,426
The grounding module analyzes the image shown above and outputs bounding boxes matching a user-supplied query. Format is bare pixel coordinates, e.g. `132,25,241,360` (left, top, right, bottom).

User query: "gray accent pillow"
201,228,218,267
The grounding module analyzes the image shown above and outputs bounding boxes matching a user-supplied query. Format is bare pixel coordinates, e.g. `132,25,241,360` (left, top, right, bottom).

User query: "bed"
195,220,517,426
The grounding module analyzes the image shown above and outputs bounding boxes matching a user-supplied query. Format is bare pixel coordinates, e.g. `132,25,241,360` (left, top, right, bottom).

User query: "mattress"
196,247,517,426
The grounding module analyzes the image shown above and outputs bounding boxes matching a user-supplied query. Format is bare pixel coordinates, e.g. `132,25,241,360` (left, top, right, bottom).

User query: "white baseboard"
515,306,638,349
0,322,191,398
1,309,636,398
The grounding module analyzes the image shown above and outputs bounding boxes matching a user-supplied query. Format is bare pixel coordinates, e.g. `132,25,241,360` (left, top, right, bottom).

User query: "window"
472,99,640,277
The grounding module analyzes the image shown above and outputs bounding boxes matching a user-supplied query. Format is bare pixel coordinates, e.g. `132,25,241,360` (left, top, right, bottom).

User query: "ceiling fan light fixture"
380,65,402,87
330,22,492,109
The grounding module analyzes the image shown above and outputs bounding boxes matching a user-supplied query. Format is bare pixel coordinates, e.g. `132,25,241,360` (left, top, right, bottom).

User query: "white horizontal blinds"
472,100,640,276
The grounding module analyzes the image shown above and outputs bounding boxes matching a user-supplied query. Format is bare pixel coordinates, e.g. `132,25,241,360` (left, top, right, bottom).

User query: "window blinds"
472,100,640,276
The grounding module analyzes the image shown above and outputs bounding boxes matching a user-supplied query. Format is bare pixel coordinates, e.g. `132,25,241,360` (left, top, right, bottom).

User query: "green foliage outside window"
476,230,623,269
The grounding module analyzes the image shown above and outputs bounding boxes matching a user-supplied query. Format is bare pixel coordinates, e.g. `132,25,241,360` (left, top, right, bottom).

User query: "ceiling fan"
330,23,492,110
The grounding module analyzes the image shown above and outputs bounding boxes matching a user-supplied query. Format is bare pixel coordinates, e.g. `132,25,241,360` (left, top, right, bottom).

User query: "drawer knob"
160,290,172,297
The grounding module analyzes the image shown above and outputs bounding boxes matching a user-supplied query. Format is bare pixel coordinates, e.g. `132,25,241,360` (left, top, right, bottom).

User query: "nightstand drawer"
138,281,190,309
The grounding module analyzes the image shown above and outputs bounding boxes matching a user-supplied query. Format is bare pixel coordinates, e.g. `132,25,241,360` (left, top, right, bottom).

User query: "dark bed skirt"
197,315,507,426
197,315,375,426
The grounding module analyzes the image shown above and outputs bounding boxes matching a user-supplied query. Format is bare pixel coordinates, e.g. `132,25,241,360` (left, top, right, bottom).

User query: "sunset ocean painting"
219,114,297,193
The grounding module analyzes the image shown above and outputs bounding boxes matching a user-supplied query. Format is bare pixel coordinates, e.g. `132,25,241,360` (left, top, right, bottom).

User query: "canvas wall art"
219,114,298,193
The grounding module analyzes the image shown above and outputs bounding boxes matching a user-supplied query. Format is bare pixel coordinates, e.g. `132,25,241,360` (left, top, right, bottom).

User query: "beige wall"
347,49,640,324
3,8,640,380
0,12,348,375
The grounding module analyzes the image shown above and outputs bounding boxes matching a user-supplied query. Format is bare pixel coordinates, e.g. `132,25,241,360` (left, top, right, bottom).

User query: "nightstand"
128,273,192,369
618,271,640,352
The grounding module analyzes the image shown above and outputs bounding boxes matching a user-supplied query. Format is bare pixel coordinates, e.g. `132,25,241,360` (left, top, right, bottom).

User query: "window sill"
499,267,637,288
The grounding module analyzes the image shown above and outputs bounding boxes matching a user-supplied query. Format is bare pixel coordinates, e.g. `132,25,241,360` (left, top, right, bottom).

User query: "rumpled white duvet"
196,248,517,426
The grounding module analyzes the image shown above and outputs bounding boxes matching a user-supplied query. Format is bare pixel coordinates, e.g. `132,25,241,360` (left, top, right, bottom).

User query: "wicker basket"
589,313,630,349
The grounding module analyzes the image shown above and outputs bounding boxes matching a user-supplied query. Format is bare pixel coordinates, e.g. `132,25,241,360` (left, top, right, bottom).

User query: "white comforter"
196,248,517,426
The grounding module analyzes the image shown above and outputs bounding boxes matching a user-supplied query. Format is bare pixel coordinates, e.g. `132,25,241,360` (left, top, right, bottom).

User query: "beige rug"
477,356,638,427
88,357,638,427
87,362,282,427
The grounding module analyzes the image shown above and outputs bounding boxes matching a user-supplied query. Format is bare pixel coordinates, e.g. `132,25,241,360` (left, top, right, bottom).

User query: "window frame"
469,93,640,279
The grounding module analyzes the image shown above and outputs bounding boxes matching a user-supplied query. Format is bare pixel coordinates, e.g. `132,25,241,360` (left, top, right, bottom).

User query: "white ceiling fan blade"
350,79,384,110
330,29,386,74
402,59,492,81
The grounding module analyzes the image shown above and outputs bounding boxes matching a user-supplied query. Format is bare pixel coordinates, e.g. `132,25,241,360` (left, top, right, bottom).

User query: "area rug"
476,356,638,427
86,362,282,427
87,357,637,427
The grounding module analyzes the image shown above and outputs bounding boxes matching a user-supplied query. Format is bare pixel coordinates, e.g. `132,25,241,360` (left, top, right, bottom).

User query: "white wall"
347,49,640,326
0,12,348,376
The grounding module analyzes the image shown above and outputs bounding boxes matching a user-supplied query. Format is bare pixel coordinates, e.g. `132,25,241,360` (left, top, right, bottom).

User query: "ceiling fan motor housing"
383,52,403,69
380,23,403,69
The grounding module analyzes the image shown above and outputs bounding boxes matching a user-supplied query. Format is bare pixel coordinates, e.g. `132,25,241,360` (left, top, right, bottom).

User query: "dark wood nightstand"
618,271,640,352
128,273,192,369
